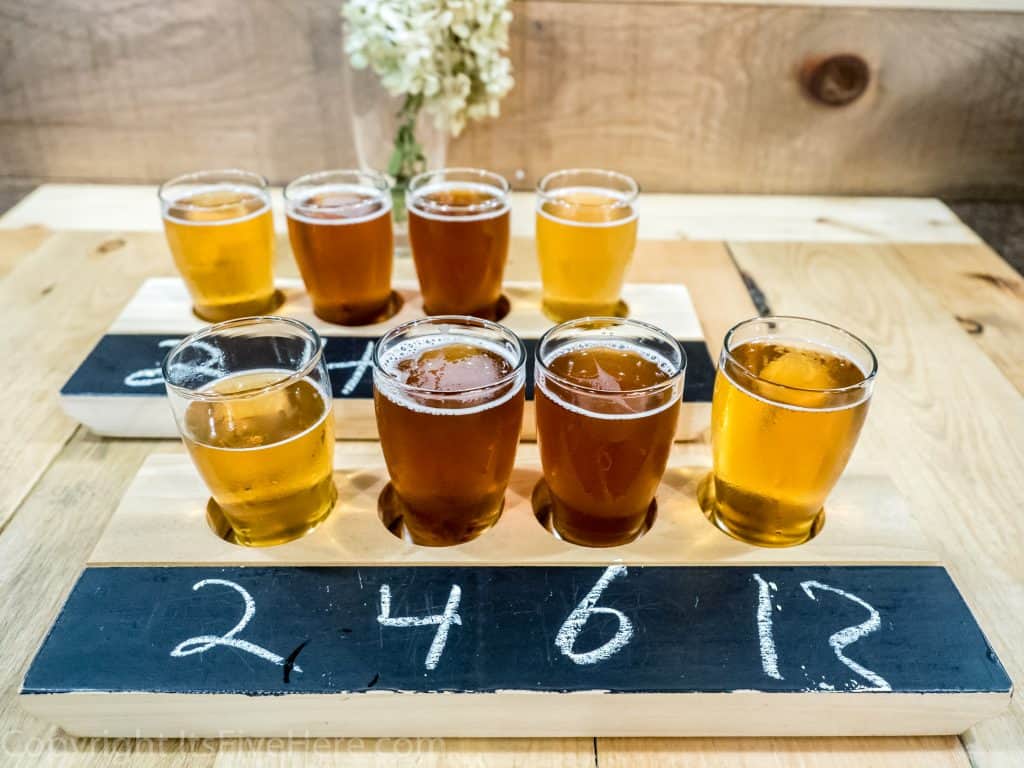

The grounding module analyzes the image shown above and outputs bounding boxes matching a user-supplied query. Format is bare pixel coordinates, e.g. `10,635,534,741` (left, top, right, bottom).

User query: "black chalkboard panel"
60,335,717,403
23,565,1009,698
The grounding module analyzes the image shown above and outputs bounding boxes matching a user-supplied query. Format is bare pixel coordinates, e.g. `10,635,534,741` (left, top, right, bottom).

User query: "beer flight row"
160,167,638,325
162,313,877,551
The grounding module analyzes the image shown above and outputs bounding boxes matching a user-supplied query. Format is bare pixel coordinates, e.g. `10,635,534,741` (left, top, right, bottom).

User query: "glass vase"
344,62,448,256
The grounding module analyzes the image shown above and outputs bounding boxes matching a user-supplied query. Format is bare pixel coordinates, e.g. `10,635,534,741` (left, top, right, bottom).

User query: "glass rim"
722,315,879,396
406,167,510,216
283,169,391,212
161,316,325,403
372,315,527,398
536,168,639,208
158,168,270,213
536,316,686,398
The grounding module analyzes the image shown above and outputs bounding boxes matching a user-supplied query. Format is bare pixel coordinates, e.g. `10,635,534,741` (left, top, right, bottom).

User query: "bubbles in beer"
410,182,508,220
288,186,390,225
538,187,636,226
545,341,675,391
538,341,680,419
185,371,330,449
395,343,514,392
724,339,869,411
376,335,523,415
164,187,270,225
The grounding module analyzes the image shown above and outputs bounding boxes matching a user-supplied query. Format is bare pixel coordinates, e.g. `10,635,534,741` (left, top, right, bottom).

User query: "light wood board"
90,443,936,567
21,692,1010,741
21,442,1010,738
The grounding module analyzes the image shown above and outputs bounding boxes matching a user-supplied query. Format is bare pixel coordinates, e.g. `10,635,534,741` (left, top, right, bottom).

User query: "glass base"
193,289,285,323
377,483,503,547
531,478,656,548
697,472,825,548
541,298,629,323
205,483,337,548
312,290,403,327
422,294,511,323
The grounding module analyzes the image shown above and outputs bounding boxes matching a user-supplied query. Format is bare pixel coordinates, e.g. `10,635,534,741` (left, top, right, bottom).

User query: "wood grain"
896,243,1024,394
3,2,1024,194
89,446,935,567
720,241,1024,768
455,3,1024,196
0,230,173,530
0,432,185,766
597,736,970,767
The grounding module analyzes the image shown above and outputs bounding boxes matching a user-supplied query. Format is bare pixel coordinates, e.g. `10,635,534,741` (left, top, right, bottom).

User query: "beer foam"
375,335,524,416
722,335,872,413
536,186,638,228
161,185,271,226
286,183,392,226
536,340,681,421
408,181,510,222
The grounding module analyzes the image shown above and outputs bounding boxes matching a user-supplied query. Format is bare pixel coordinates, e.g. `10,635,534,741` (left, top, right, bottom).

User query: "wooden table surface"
1,187,1022,766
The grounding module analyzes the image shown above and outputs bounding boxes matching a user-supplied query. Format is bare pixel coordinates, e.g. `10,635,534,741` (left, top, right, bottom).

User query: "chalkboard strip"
59,337,714,439
60,335,716,403
58,277,715,439
19,564,1011,737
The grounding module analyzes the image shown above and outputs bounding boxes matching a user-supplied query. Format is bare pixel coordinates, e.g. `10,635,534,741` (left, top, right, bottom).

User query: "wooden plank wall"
2,0,1024,194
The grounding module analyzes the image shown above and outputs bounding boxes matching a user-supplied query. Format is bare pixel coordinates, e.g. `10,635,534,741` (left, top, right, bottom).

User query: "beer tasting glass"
700,316,877,547
285,170,395,326
535,169,639,321
535,318,686,547
406,168,511,319
373,316,526,546
159,169,276,322
163,317,337,547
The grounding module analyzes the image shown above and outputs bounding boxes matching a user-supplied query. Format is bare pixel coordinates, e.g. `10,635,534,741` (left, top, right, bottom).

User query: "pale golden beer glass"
160,169,276,322
535,318,685,547
700,316,878,547
163,317,337,547
535,169,639,321
373,316,526,546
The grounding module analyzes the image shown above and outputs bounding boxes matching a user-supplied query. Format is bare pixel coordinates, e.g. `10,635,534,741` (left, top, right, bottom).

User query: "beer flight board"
59,277,716,439
20,444,1011,737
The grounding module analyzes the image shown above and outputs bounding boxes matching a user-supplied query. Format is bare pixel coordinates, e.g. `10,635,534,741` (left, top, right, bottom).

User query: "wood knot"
801,54,870,107
955,315,984,335
95,237,126,255
965,272,1022,296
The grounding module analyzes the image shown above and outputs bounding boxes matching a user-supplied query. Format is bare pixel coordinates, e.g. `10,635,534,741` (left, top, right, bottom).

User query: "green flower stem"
388,93,427,223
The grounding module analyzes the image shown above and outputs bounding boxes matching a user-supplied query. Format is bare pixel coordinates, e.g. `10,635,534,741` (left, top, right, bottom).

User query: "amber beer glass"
160,169,276,321
285,170,394,325
701,316,878,547
406,168,511,318
163,317,336,547
535,169,638,321
373,316,526,546
535,318,686,547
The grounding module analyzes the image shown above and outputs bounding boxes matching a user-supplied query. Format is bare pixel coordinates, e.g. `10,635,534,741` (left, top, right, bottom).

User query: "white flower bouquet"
342,0,514,215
